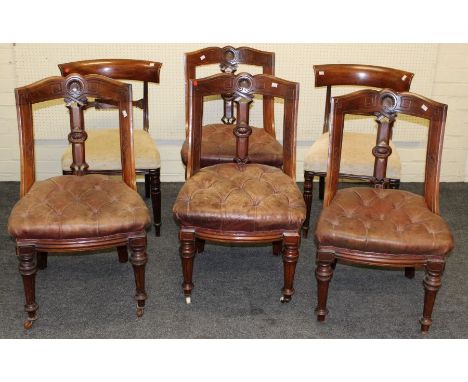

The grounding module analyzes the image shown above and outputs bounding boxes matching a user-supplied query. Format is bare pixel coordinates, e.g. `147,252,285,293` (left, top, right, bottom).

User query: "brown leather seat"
176,72,302,304
8,174,151,240
10,73,151,329
180,124,283,167
58,59,163,237
173,163,305,232
315,187,454,256
313,88,453,333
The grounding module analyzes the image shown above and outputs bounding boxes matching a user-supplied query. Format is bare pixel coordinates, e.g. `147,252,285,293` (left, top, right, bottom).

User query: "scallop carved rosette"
64,76,88,107
219,46,240,74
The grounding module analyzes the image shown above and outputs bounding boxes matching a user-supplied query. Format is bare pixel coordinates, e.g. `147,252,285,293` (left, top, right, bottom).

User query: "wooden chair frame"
58,59,163,236
182,46,277,175
185,46,275,136
302,64,414,237
314,88,450,333
179,72,301,304
13,73,148,328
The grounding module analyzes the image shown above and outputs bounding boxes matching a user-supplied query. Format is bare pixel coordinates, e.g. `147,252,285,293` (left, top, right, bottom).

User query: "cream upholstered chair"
302,64,414,237
58,59,163,236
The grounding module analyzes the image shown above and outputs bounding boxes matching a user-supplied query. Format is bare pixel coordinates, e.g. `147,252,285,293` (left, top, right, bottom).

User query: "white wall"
1,43,468,182
431,44,468,181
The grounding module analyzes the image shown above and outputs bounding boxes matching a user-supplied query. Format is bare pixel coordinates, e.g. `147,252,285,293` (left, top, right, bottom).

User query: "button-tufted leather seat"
180,124,283,168
173,163,306,232
315,187,454,256
8,174,151,240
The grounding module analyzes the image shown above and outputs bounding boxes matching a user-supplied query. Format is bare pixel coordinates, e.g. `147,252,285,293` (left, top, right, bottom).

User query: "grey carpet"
0,181,466,338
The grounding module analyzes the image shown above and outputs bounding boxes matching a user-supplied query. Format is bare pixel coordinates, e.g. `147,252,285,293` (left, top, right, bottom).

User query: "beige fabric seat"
61,129,160,171
303,132,401,179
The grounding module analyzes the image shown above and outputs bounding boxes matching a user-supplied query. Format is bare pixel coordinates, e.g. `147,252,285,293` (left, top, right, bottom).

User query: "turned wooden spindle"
67,102,89,176
233,98,252,165
221,93,236,124
372,115,396,188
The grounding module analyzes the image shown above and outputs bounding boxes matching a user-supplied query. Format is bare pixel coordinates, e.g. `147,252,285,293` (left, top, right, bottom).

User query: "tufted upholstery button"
180,124,283,167
315,187,454,256
8,175,151,239
173,163,306,232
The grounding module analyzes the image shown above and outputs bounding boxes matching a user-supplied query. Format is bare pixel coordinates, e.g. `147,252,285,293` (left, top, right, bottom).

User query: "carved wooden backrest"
314,64,414,133
15,73,135,197
58,59,162,131
185,46,275,137
187,72,299,179
324,88,448,214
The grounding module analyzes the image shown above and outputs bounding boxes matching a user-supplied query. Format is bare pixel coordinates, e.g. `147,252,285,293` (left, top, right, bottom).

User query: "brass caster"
185,296,191,304
280,296,291,303
23,320,34,330
136,306,144,318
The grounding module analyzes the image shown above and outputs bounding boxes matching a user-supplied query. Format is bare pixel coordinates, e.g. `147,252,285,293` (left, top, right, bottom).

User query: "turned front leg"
129,236,148,317
314,250,335,322
179,230,196,304
18,246,39,329
420,261,444,333
281,233,300,303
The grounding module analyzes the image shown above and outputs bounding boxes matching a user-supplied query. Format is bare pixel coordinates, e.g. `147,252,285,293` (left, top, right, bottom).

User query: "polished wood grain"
13,73,149,328
59,59,163,236
314,88,451,333
302,64,414,237
323,90,446,210
178,72,302,304
187,72,298,179
185,46,275,135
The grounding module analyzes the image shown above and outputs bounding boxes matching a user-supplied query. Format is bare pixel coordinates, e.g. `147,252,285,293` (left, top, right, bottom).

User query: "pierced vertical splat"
221,93,236,124
232,75,254,167
233,98,252,166
64,77,89,175
220,47,239,125
67,103,89,175
371,92,398,188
